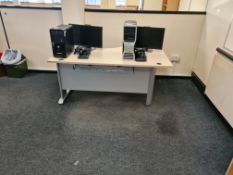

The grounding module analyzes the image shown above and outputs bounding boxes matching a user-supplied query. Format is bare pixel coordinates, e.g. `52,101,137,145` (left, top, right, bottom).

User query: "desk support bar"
57,64,71,105
146,69,155,106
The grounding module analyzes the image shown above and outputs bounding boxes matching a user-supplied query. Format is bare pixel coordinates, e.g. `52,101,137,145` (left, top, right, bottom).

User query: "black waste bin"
0,64,6,77
0,55,6,77
5,58,28,78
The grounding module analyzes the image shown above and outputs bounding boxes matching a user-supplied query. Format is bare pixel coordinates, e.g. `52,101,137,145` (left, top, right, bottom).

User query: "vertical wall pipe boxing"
139,0,145,10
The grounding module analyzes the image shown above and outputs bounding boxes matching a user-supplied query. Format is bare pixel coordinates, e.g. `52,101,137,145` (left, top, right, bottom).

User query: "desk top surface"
48,47,173,68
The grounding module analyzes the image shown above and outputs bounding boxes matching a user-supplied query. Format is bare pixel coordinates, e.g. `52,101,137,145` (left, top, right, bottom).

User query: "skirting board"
28,69,56,73
191,72,206,93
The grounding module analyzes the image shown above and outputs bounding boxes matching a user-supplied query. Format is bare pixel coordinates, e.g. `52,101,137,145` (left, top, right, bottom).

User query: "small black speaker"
50,25,74,58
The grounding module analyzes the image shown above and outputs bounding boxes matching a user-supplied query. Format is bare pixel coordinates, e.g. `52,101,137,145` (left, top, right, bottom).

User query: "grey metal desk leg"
146,69,155,106
57,64,71,105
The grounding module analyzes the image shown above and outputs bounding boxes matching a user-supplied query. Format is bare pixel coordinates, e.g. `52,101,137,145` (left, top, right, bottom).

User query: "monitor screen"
136,27,165,49
71,24,103,48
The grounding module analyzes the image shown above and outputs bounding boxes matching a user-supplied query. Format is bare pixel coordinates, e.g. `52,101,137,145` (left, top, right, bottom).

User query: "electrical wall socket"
170,55,181,63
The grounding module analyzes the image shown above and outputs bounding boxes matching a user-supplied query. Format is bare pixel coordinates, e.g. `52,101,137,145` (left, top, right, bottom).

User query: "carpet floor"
0,73,232,175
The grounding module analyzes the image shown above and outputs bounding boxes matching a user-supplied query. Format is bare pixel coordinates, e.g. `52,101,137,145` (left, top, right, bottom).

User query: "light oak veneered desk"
48,47,172,105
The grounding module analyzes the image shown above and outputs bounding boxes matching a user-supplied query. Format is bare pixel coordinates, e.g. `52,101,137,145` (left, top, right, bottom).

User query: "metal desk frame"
48,47,172,105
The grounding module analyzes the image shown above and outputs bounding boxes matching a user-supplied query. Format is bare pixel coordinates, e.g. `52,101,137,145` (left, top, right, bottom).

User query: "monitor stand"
74,46,91,59
135,48,147,62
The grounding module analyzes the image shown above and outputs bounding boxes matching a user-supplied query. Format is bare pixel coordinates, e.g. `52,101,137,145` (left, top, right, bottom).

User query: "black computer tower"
50,25,74,58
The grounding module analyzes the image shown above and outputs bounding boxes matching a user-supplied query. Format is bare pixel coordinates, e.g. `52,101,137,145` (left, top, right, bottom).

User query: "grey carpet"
0,73,232,175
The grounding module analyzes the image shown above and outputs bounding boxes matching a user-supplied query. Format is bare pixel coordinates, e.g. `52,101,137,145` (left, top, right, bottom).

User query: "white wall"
0,8,205,75
143,0,163,11
179,0,191,11
62,0,85,24
0,26,7,51
0,11,8,51
225,20,233,52
126,0,139,6
0,8,63,70
85,12,205,76
193,0,233,84
190,0,208,11
205,52,233,127
179,0,208,11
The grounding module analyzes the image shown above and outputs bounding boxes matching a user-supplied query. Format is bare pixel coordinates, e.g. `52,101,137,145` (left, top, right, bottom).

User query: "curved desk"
48,47,172,105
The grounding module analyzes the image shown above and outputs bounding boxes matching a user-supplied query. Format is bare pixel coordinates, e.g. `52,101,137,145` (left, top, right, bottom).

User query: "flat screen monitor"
136,27,165,49
71,24,103,48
